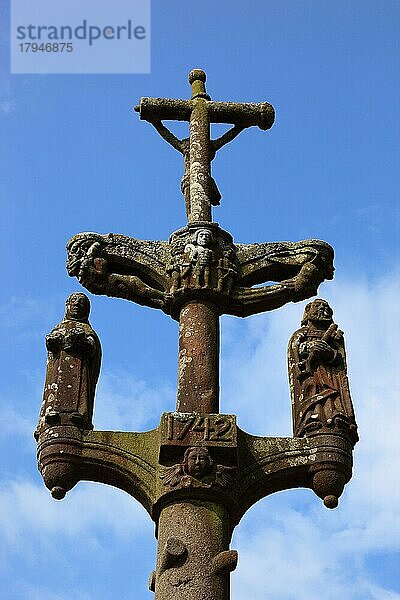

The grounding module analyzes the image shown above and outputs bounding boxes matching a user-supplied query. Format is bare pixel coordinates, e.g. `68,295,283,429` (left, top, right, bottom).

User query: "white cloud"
0,479,150,557
226,273,400,599
0,404,34,441
369,586,400,600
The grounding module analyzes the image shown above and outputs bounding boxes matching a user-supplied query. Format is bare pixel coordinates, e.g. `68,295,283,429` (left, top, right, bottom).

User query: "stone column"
177,301,220,414
153,501,236,600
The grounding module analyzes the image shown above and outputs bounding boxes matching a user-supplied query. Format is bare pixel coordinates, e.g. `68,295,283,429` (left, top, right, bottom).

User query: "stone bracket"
36,419,355,528
37,425,160,516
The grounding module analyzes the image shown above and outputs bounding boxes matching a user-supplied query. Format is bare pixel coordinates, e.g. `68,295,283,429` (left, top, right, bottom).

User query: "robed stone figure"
288,299,358,442
35,293,101,439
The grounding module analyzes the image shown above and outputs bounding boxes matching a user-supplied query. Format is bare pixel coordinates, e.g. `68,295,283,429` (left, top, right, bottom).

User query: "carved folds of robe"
36,314,101,437
288,319,358,442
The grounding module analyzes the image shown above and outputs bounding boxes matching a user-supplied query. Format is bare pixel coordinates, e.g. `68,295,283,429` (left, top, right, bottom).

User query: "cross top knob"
188,68,210,99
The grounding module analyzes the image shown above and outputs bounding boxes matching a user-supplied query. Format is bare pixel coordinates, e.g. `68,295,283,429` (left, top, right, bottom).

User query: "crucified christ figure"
149,120,244,218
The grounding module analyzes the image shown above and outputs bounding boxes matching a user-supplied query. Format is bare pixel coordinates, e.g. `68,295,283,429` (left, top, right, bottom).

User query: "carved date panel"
159,412,237,463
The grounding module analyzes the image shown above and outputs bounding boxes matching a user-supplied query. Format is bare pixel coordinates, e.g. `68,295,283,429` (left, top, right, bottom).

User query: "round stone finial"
188,69,206,84
51,486,66,500
323,495,338,509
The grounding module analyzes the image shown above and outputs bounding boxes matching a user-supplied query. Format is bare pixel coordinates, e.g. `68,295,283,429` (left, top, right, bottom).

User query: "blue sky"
1,1,399,598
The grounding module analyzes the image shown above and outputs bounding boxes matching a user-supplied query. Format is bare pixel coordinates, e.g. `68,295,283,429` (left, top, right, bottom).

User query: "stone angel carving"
231,239,334,317
67,232,172,312
66,229,335,320
160,447,236,489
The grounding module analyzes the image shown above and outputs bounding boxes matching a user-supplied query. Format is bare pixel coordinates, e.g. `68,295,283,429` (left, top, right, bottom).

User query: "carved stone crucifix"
135,68,274,222
36,70,357,600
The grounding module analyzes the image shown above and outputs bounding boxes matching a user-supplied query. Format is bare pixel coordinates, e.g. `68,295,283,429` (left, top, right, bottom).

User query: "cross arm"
135,97,192,122
36,415,355,532
223,239,335,317
235,239,334,287
66,232,172,313
135,97,274,131
231,430,354,523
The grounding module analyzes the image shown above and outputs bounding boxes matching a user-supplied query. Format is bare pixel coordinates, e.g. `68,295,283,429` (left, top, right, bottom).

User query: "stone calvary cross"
36,70,358,599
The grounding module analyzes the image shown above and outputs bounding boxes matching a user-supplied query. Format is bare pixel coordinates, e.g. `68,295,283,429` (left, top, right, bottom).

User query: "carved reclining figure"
66,230,334,318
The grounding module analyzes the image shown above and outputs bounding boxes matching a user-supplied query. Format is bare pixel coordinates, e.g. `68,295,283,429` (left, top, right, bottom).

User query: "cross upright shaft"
188,72,212,222
178,73,220,413
177,300,220,413
135,69,275,414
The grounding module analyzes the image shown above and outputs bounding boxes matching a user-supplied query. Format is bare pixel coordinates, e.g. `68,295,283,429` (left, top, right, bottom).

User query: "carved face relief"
65,293,90,321
183,447,213,479
303,299,333,325
160,446,235,489
195,229,213,248
324,262,334,280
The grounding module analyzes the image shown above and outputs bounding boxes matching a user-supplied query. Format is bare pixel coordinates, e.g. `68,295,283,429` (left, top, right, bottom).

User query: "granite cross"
36,70,358,600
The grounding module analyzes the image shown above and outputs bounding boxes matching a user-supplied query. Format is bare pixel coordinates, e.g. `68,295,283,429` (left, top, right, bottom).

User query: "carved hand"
63,329,88,354
45,331,64,354
333,329,344,342
282,263,321,300
308,339,336,363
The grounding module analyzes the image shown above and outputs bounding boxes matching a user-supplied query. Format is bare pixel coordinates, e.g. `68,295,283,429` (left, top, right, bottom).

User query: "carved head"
67,237,102,277
65,293,90,321
66,239,90,277
302,299,333,326
183,446,213,479
319,247,335,280
194,228,213,247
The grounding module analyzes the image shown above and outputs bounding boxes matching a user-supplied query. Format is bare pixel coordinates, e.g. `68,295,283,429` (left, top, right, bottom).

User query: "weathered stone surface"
36,411,355,523
66,226,334,320
153,502,234,600
36,70,358,600
159,412,237,463
177,301,220,412
37,422,354,592
35,293,101,444
288,299,358,444
66,232,171,311
136,69,273,222
36,425,159,512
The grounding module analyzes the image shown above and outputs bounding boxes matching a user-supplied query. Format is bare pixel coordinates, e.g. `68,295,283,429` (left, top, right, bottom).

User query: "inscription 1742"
166,413,235,443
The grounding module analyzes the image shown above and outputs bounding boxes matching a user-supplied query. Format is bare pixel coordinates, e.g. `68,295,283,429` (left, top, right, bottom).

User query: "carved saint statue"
184,228,215,288
160,446,235,489
288,299,358,442
35,293,101,439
